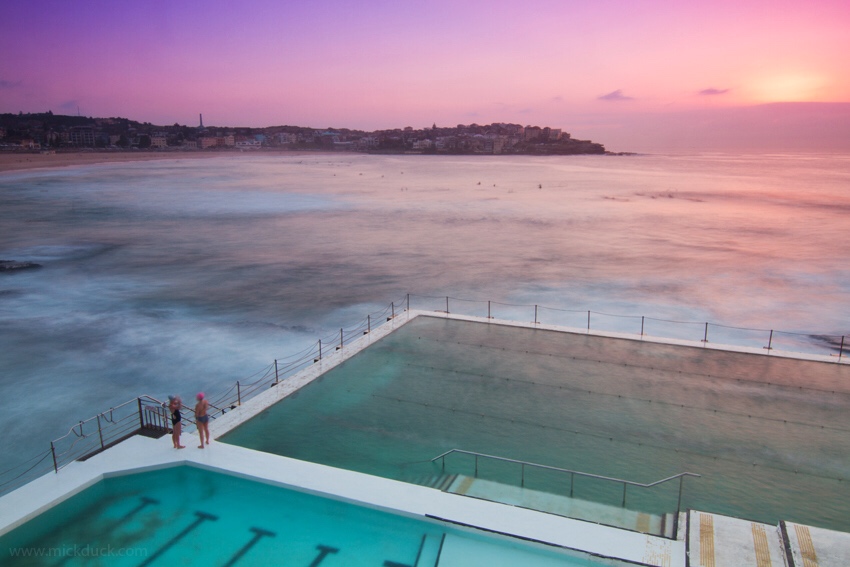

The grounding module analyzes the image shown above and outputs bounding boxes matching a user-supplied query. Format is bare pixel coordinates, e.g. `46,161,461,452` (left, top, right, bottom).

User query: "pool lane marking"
137,511,218,567
308,545,339,566
699,513,715,567
794,525,819,567
751,523,772,567
221,526,276,567
56,496,160,566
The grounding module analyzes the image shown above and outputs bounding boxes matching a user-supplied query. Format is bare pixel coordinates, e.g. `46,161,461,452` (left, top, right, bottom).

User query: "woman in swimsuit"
168,395,185,449
195,392,210,449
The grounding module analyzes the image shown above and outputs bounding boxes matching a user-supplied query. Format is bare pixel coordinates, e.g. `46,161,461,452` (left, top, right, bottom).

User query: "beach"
0,149,316,173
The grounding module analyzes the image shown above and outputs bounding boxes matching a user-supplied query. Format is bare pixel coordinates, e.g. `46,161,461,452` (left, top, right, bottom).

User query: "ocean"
1,151,848,477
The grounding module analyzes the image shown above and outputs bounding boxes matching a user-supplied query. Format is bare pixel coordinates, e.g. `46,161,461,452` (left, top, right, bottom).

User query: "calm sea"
1,152,848,472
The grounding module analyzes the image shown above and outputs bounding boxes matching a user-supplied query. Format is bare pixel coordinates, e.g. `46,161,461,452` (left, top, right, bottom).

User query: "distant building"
150,136,167,149
69,126,96,147
235,140,262,150
524,126,542,142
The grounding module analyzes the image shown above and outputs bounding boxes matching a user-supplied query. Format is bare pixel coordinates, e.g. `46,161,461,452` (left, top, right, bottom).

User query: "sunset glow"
1,0,849,151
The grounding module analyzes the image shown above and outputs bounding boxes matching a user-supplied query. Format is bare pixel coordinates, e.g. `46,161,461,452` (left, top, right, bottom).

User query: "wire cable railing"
406,293,848,361
3,292,845,498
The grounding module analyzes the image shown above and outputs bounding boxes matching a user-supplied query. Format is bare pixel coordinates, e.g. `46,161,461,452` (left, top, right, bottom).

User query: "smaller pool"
0,465,622,566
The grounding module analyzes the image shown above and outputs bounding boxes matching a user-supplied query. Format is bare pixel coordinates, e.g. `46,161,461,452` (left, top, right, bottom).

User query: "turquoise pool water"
221,316,850,531
0,465,614,566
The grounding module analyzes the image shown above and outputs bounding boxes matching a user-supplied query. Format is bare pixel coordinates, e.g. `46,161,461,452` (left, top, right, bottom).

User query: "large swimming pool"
220,316,850,531
0,465,619,566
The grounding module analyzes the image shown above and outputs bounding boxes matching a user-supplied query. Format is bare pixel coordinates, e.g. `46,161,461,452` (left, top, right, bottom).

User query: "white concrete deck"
0,433,684,566
783,521,850,567
687,510,786,567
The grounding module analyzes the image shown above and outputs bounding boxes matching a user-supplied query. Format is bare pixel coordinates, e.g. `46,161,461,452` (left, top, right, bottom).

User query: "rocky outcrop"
0,260,42,272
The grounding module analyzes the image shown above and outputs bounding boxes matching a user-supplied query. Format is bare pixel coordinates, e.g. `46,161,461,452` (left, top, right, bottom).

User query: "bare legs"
172,422,185,449
197,420,210,448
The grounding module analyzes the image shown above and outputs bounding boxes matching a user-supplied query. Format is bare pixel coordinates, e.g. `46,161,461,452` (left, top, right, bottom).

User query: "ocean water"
1,152,849,478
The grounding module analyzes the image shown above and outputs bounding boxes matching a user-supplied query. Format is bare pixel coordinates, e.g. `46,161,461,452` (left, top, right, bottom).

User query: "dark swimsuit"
197,415,209,424
171,409,181,426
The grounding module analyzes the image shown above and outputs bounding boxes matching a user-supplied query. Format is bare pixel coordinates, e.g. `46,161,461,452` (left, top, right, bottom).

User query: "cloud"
58,100,80,112
699,88,730,96
598,89,634,102
0,79,22,89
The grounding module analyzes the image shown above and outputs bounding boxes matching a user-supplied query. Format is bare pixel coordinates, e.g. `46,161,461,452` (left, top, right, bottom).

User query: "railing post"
50,441,58,473
587,310,591,331
391,302,395,319
839,336,845,361
488,300,491,319
367,314,371,334
97,414,104,450
641,316,645,339
446,296,449,314
274,359,279,385
677,476,685,517
534,305,538,325
441,456,445,473
318,339,323,360
570,472,574,497
137,397,144,430
622,483,627,507
406,293,410,312
340,328,344,350
474,455,478,477
703,322,709,345
521,463,525,487
237,381,242,406
765,330,774,352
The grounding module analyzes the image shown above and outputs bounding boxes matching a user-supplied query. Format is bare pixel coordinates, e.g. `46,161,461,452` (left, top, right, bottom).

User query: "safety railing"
0,395,169,496
432,449,700,530
406,293,848,361
3,291,844,498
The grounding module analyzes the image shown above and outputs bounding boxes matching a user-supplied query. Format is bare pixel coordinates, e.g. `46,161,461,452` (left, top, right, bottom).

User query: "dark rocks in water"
0,260,42,272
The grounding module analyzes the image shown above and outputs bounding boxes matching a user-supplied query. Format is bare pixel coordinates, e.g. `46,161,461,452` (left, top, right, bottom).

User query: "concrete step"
444,474,675,538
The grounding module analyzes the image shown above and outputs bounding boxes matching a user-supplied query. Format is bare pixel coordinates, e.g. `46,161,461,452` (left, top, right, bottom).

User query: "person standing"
195,392,210,449
168,395,185,449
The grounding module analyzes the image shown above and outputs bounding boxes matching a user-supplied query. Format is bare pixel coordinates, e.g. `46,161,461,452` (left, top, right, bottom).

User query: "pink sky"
2,0,849,152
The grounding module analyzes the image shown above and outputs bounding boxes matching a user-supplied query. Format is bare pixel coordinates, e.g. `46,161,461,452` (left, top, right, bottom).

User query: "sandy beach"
0,150,320,173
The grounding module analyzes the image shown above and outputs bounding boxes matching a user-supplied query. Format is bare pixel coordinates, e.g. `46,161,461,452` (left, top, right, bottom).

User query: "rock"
0,260,42,272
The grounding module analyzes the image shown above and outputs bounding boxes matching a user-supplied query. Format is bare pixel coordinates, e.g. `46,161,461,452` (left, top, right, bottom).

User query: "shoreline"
0,149,327,174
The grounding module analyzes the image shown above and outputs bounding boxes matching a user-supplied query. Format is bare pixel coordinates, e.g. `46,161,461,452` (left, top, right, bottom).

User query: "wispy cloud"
58,100,80,112
598,89,634,102
0,79,22,89
699,88,730,96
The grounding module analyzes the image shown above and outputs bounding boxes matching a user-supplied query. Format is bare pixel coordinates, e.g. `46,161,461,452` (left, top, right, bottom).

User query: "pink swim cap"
196,392,205,400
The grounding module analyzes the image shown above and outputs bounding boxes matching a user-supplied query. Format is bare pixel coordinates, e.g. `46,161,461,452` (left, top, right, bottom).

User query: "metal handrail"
431,448,700,517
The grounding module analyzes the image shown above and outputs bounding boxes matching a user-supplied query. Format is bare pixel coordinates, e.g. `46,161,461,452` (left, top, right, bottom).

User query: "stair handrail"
431,448,700,517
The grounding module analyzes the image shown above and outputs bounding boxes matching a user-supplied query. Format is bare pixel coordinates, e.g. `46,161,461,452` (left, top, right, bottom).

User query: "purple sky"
2,0,849,151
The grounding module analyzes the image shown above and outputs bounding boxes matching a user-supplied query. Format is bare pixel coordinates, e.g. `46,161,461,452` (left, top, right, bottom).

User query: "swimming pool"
220,315,850,531
0,465,620,566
